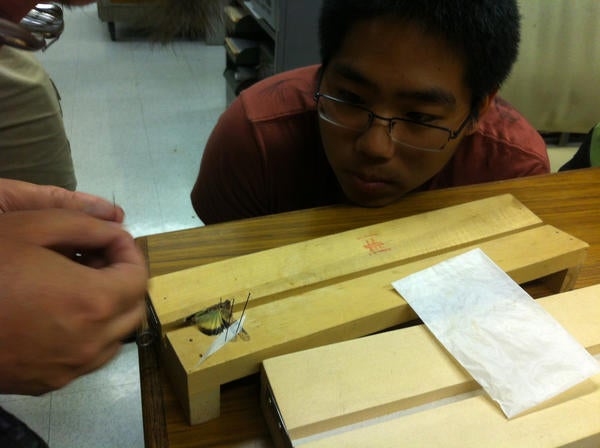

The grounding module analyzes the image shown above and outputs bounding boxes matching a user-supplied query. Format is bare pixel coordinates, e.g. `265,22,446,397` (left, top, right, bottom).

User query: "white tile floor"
41,4,225,238
0,4,225,447
0,5,581,447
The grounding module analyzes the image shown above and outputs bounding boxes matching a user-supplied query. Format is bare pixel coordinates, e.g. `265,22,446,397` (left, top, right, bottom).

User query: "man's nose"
354,117,395,160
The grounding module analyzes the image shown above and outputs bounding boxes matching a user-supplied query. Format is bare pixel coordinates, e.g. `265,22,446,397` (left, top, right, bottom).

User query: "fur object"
147,0,222,42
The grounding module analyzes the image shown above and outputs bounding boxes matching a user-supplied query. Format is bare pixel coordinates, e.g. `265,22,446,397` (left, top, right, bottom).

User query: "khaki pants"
0,45,76,190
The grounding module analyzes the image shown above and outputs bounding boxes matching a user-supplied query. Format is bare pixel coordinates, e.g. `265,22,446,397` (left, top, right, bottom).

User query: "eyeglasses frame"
314,91,472,151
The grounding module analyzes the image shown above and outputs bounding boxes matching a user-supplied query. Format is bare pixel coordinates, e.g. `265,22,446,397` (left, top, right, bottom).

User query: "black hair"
318,0,520,112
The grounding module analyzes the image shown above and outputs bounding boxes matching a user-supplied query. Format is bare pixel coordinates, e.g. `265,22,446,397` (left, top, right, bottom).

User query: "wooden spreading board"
261,285,600,448
147,194,589,424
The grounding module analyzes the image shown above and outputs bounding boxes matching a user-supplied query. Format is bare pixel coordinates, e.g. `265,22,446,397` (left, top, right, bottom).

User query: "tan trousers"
0,45,76,190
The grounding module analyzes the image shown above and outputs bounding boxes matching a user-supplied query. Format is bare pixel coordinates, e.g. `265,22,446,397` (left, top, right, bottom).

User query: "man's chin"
344,190,402,209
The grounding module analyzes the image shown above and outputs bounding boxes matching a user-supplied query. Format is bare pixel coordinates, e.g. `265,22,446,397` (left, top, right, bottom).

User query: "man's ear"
465,90,497,135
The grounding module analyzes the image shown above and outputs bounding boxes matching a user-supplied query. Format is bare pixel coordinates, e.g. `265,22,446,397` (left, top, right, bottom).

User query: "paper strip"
193,315,247,368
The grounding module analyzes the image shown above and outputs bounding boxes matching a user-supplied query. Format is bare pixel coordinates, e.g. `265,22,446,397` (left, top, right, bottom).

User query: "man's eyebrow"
331,62,456,106
397,88,456,106
331,63,376,88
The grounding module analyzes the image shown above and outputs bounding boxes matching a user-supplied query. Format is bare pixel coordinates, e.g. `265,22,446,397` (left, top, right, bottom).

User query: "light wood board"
149,194,542,331
147,195,589,425
262,285,600,445
167,225,587,389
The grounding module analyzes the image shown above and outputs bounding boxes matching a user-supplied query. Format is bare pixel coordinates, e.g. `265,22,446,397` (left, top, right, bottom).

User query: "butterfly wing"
191,308,226,335
190,299,234,336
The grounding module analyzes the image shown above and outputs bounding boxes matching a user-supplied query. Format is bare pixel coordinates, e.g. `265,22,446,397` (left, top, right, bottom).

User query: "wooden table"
136,167,600,448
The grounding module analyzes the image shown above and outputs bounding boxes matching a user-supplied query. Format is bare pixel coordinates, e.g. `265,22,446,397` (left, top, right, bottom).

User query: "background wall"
500,0,600,134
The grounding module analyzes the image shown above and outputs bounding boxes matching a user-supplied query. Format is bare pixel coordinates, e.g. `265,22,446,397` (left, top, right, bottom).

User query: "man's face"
318,17,475,207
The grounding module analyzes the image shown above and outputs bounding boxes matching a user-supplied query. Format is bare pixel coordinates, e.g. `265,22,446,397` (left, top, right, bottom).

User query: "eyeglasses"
314,91,471,152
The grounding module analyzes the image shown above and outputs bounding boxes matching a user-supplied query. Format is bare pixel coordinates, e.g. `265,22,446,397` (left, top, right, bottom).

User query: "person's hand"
0,208,148,395
0,178,124,222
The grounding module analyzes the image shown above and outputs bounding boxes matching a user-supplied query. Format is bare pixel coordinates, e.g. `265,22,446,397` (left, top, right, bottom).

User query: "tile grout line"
46,392,53,444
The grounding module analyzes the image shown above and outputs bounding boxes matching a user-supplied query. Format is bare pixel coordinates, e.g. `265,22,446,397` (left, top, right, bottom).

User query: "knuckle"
45,372,73,391
67,339,103,368
82,290,118,321
94,299,117,321
77,343,101,366
47,185,72,202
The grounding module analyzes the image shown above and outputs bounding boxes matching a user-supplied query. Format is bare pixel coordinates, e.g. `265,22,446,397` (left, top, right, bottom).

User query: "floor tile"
37,3,225,238
53,343,140,396
0,395,51,443
49,382,143,448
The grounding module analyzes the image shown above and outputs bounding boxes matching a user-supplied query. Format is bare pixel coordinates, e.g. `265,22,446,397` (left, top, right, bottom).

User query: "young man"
192,0,549,224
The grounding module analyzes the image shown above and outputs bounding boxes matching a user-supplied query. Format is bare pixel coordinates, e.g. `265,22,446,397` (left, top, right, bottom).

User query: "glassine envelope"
391,248,600,418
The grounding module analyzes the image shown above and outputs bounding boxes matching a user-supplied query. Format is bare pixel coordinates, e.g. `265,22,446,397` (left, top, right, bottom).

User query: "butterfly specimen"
185,293,251,340
185,294,252,367
186,299,234,336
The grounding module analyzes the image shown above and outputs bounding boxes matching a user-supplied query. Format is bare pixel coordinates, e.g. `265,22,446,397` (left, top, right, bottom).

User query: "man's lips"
345,171,395,196
352,171,393,184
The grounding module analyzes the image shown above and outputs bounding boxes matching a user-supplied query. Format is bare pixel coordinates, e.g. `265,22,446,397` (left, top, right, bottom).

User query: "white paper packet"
391,248,600,418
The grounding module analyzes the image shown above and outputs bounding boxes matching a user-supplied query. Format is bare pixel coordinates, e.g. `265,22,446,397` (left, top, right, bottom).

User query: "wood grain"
302,374,600,448
166,225,586,403
137,167,600,447
150,195,585,426
149,195,542,330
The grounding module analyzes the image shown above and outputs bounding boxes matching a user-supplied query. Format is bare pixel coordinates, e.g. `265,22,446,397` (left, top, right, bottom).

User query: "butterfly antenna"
235,292,251,334
226,298,236,341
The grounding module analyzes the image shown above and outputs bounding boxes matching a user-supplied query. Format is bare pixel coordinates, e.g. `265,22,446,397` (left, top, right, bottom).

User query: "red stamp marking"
362,237,391,255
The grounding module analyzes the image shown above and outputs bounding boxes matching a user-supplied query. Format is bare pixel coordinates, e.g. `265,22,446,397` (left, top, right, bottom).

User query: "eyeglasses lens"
317,95,450,151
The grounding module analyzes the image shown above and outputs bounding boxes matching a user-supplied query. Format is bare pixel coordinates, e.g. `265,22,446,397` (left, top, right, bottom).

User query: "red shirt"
192,65,549,224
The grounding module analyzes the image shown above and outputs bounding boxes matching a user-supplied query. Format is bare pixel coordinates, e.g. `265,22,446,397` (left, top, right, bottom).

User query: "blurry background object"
20,3,64,50
0,3,63,51
96,0,225,43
